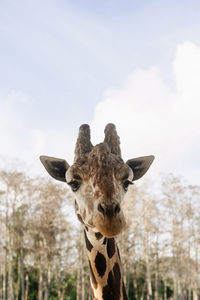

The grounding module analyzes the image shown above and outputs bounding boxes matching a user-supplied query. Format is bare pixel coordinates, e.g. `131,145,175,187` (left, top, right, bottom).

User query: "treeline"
0,169,199,300
118,176,200,300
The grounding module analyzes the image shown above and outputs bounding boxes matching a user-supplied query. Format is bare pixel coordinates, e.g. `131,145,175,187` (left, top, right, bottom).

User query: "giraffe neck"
84,228,128,300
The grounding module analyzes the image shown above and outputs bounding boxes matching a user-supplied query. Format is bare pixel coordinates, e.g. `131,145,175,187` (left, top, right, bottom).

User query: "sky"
0,0,200,185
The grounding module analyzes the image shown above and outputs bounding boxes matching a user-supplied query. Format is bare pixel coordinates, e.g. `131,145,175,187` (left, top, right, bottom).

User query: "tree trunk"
76,266,81,300
154,252,159,300
141,280,146,300
177,278,181,300
44,265,51,300
133,276,138,300
145,252,152,300
24,273,29,300
38,263,43,300
8,241,14,300
0,270,2,300
81,265,85,300
15,256,20,299
163,280,167,300
58,285,64,300
125,264,130,297
20,248,25,300
2,250,7,300
144,225,152,300
193,289,198,300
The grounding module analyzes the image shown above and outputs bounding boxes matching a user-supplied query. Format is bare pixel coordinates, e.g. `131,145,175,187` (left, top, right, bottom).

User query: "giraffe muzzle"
93,200,126,237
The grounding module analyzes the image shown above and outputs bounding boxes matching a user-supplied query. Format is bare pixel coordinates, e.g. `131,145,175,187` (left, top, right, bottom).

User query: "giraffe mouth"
93,214,126,238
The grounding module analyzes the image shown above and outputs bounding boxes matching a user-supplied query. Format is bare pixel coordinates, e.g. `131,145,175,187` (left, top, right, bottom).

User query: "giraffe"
40,123,154,300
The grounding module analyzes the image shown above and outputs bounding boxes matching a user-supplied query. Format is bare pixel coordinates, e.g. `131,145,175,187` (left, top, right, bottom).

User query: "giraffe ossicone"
40,123,154,300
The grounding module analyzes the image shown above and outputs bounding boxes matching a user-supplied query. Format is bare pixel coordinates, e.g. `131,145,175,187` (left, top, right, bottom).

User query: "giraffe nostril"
98,203,105,215
98,203,120,217
114,204,120,214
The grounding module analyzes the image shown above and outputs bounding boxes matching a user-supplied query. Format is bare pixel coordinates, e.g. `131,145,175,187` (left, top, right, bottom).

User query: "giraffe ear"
126,155,154,181
40,156,70,182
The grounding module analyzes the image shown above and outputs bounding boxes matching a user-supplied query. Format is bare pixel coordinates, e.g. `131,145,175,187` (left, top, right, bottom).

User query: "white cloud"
91,42,200,184
0,91,75,176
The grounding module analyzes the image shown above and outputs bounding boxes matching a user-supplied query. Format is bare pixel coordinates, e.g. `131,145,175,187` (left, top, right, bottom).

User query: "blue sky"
0,0,200,184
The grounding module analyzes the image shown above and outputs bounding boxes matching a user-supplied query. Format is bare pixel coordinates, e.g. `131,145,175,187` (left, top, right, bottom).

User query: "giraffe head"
40,124,154,237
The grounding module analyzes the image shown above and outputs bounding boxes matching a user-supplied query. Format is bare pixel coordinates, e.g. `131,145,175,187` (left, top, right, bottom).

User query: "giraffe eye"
68,180,80,192
123,180,133,191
